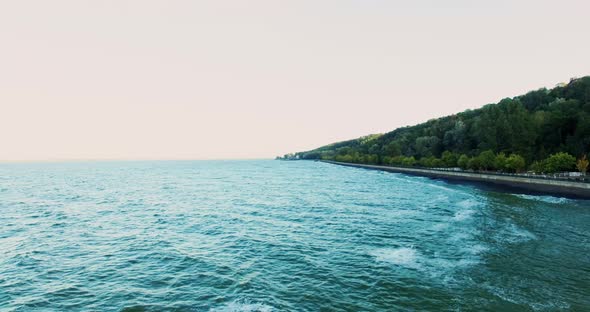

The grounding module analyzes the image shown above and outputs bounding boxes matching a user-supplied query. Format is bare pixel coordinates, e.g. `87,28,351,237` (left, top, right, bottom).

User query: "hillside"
287,76,590,174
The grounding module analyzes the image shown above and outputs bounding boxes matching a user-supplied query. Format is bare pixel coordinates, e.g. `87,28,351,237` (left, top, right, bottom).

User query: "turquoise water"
1,160,589,311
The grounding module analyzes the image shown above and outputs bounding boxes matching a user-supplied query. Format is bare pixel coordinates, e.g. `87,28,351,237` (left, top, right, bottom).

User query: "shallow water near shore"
1,160,589,311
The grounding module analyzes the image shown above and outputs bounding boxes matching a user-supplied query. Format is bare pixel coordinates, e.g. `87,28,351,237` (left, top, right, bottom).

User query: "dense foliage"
290,77,590,173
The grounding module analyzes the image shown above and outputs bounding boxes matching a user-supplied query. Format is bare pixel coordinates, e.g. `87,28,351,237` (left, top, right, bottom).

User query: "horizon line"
0,157,276,164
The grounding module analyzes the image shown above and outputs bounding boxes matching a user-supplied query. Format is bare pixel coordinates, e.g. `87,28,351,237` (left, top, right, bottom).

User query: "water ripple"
0,160,589,311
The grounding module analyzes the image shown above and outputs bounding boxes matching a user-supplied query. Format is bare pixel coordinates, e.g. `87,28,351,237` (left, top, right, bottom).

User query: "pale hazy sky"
1,0,589,161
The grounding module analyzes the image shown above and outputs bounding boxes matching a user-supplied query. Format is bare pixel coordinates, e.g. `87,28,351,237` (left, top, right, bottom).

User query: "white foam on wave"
370,245,484,282
514,194,570,204
452,209,475,221
457,198,479,209
448,232,470,242
210,300,274,312
503,223,537,243
489,222,537,245
371,197,489,284
427,257,481,273
451,198,482,222
465,243,488,255
430,222,449,231
484,285,571,311
370,247,421,269
389,175,468,196
427,198,479,233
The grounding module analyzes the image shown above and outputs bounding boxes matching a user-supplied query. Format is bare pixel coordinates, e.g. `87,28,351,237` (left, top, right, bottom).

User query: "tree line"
290,76,590,174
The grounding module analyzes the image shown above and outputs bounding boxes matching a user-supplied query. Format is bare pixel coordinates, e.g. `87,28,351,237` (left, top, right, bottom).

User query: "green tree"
467,157,481,170
441,151,459,167
457,154,469,169
478,150,496,170
431,158,444,168
494,153,507,171
384,142,402,156
341,155,353,163
382,156,392,165
505,154,526,173
419,157,432,167
543,152,576,173
415,136,441,158
366,154,379,164
390,156,404,166
402,156,416,167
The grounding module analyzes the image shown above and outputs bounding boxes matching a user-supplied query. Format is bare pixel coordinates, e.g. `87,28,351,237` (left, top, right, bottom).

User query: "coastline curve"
321,160,590,199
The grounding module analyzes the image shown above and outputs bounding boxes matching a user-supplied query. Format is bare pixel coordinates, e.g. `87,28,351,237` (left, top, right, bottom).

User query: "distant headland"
279,76,590,197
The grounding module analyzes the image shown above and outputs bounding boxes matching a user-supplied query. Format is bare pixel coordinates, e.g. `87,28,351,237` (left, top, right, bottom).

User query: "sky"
1,0,589,161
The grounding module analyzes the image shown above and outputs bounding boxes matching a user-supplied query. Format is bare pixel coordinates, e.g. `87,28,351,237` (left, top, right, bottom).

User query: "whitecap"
514,194,570,204
448,198,482,222
431,223,449,231
427,257,480,272
370,247,421,269
452,209,475,221
464,243,488,255
449,232,471,242
210,300,274,312
371,245,484,284
497,223,537,244
484,285,570,311
461,198,482,207
508,224,537,242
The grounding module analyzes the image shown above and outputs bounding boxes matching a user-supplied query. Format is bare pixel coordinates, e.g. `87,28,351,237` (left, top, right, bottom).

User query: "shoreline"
321,160,590,199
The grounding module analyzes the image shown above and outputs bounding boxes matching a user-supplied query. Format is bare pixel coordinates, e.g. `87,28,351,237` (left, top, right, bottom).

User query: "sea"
1,160,589,311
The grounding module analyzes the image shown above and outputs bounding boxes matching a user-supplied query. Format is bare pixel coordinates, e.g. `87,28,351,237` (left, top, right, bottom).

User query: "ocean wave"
513,194,570,204
1,160,587,311
484,284,571,311
452,208,475,221
370,245,484,287
503,223,537,243
210,299,274,312
370,247,420,269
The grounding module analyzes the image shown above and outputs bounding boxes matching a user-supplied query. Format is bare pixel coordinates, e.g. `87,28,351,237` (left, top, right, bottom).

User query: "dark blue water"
1,160,589,311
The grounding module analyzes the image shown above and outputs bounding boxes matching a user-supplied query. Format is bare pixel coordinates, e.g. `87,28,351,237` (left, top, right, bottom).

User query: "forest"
287,76,590,174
